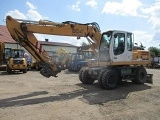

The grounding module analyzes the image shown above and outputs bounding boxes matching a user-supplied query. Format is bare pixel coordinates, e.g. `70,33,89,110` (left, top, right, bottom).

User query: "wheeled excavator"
6,16,152,89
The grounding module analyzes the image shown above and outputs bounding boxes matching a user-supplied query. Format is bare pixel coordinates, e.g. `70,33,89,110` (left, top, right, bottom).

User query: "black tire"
133,67,147,84
79,67,87,83
81,68,95,84
101,69,118,90
98,70,106,88
23,68,27,73
116,68,122,84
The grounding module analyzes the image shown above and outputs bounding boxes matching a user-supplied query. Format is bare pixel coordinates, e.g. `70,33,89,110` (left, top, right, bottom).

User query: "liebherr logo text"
72,29,83,36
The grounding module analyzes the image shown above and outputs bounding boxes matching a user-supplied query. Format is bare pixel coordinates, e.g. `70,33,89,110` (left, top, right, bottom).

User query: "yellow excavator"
56,48,70,69
6,16,152,89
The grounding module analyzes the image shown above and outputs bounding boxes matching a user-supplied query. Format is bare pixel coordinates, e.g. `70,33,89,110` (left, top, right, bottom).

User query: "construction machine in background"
0,41,28,73
6,48,27,73
67,53,88,71
6,16,152,89
57,48,90,71
56,48,70,70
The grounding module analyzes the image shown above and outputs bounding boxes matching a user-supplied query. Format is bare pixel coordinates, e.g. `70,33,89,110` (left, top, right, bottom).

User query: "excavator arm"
6,15,101,77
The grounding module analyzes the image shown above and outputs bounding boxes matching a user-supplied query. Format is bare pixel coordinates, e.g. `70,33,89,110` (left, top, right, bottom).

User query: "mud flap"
146,74,153,84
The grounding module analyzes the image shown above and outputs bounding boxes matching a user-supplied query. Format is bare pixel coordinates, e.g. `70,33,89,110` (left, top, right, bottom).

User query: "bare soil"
0,68,160,120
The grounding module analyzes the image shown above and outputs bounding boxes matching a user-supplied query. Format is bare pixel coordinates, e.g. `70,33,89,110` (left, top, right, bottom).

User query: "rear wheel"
98,70,106,88
79,67,87,83
132,67,147,84
80,68,95,84
101,69,118,90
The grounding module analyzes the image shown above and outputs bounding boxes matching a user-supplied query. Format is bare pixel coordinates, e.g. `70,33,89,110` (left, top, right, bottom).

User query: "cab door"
111,32,127,62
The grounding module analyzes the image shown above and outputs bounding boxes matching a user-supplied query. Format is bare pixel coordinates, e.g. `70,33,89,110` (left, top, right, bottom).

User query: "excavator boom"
6,16,101,77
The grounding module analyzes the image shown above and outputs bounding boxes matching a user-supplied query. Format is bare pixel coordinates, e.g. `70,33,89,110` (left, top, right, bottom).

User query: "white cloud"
152,31,160,41
67,37,88,46
141,0,160,30
26,1,37,10
133,30,158,49
67,1,81,11
86,0,97,9
5,2,47,21
102,0,144,17
5,10,27,19
26,9,43,20
140,0,160,44
4,2,82,47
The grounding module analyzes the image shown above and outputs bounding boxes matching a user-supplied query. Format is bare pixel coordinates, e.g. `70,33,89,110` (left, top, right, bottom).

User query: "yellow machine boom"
6,16,101,77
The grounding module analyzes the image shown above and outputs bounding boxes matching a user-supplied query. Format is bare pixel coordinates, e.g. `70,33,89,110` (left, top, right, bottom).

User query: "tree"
148,47,160,57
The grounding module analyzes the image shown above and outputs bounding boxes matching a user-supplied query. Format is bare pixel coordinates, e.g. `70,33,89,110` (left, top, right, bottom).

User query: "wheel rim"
108,75,117,87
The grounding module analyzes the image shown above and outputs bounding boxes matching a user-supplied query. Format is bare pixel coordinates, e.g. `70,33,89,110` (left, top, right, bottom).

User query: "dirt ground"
0,68,160,120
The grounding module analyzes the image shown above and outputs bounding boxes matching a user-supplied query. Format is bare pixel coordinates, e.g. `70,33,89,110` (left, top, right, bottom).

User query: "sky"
0,0,160,49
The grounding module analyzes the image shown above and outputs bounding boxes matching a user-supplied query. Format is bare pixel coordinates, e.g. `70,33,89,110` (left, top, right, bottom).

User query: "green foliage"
148,47,160,57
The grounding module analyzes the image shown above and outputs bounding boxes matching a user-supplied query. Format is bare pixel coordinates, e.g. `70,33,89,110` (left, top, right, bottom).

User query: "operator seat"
115,42,124,55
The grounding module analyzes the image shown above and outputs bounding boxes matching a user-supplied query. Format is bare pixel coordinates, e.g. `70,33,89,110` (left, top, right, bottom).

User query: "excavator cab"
99,30,150,64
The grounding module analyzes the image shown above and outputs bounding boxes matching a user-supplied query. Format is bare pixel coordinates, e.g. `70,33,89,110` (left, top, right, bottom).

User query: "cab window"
113,33,125,55
127,33,132,51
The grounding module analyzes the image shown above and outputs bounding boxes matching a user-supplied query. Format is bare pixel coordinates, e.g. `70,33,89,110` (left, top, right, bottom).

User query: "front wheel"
101,69,118,90
132,67,147,84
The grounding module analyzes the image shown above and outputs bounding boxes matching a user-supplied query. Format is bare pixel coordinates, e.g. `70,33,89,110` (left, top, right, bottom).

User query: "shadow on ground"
63,70,79,74
0,71,24,76
0,82,151,108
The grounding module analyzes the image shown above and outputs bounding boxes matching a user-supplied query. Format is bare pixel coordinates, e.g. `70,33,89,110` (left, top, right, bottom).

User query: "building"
0,25,77,57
